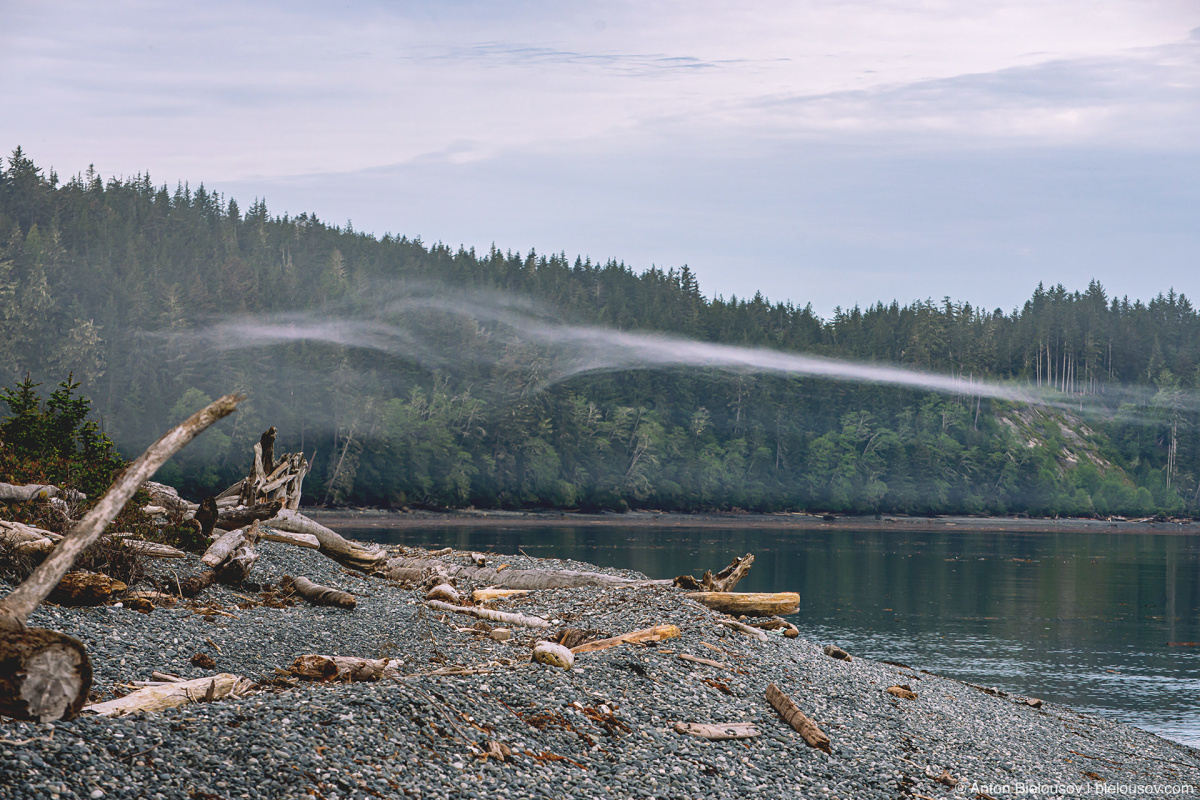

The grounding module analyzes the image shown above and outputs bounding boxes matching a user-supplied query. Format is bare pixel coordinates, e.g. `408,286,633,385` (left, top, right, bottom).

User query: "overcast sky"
3,1,1198,317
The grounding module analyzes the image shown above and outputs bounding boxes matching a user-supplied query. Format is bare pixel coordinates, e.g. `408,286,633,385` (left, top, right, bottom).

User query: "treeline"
1,147,1197,516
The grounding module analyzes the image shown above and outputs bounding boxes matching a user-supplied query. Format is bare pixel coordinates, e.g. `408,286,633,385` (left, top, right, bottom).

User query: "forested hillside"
1,148,1197,516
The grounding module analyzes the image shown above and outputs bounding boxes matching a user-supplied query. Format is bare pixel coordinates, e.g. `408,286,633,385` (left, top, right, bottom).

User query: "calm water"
343,523,1200,748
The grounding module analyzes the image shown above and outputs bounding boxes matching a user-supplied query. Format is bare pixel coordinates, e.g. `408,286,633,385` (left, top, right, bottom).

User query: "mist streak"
176,288,1068,407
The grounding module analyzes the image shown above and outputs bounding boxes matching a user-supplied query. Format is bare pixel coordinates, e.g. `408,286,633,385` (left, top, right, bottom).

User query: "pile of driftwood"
0,399,392,721
1,397,821,737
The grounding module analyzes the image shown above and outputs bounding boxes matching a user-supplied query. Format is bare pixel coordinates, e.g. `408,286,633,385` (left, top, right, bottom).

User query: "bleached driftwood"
677,653,734,672
570,625,681,654
425,583,461,604
426,599,549,628
765,682,830,753
142,481,192,515
0,483,85,503
84,673,252,716
472,587,532,603
532,641,574,669
389,556,672,590
0,393,242,722
684,592,800,617
103,536,186,559
717,618,769,641
289,654,398,681
202,523,259,568
269,509,387,572
259,529,319,549
281,575,356,609
673,721,759,740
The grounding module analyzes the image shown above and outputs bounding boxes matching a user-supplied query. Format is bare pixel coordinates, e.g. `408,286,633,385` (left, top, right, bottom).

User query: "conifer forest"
2,148,1198,517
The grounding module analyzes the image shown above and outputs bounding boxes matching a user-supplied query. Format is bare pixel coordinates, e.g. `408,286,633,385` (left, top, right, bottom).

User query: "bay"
344,522,1200,748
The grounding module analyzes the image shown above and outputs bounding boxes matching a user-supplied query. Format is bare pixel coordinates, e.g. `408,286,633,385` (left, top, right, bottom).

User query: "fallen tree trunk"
269,510,387,572
281,575,356,609
426,599,549,628
684,591,800,617
259,529,319,549
570,624,681,654
388,556,672,589
0,393,242,722
765,682,830,753
289,654,398,681
83,673,252,716
142,481,192,515
202,523,259,568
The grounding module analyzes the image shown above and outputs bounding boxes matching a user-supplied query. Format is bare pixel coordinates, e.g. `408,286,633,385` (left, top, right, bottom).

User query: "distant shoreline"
307,507,1200,535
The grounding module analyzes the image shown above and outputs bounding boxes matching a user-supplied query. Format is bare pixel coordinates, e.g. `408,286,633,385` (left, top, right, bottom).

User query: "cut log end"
0,626,93,722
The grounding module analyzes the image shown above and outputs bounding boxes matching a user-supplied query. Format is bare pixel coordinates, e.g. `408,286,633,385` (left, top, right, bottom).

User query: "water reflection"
344,524,1200,747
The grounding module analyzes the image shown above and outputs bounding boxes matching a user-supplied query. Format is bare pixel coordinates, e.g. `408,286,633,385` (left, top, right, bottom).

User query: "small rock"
822,644,852,662
490,628,512,642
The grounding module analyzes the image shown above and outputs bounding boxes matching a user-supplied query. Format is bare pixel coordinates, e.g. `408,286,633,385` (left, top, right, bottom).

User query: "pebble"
1,541,1198,799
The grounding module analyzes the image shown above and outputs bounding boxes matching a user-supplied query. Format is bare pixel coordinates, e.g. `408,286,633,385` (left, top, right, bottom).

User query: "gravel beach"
2,534,1198,800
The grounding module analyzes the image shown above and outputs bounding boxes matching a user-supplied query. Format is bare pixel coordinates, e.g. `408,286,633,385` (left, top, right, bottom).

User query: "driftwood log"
289,654,397,681
472,587,531,603
426,599,549,628
570,624,681,654
215,501,283,532
269,510,387,572
717,618,769,641
83,673,252,716
684,592,800,617
389,556,672,589
0,393,242,721
281,575,357,609
0,482,85,503
765,682,831,753
48,572,127,606
673,721,759,740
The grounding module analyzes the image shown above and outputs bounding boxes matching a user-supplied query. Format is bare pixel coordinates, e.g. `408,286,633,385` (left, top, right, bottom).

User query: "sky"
2,0,1199,317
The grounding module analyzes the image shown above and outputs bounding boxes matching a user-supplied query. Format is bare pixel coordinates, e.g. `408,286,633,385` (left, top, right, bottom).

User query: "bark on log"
289,654,398,681
48,572,127,606
426,599,549,628
0,393,242,721
281,575,357,609
716,618,769,641
673,721,759,740
215,501,283,531
569,624,681,654
388,556,672,589
177,570,217,598
259,426,276,477
217,544,258,585
684,592,800,617
83,673,251,716
193,497,219,539
0,627,92,722
765,682,831,753
269,510,387,572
